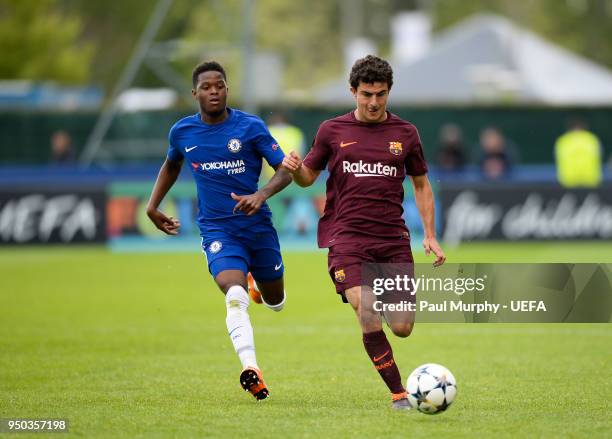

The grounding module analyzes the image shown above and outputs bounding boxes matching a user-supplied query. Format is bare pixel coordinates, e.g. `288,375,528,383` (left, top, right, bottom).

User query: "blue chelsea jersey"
167,108,285,233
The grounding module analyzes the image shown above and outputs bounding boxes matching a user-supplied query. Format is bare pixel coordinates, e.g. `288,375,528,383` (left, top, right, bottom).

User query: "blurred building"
317,14,612,106
0,81,102,111
116,88,178,112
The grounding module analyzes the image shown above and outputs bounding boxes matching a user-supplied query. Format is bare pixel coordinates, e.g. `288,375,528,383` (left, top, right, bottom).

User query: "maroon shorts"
327,236,414,302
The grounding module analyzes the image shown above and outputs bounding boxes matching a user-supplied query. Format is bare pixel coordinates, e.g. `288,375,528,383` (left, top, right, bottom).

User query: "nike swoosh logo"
185,146,198,152
372,350,390,362
340,141,357,148
228,326,243,337
274,263,283,271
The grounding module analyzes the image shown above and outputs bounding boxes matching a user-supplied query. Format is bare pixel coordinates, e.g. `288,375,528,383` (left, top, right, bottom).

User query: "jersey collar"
196,107,235,127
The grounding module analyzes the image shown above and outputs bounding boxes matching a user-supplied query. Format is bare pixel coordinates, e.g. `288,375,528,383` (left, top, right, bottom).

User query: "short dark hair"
349,55,393,90
192,61,226,87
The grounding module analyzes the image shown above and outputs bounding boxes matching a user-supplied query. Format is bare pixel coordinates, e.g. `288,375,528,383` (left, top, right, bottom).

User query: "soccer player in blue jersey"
146,61,292,401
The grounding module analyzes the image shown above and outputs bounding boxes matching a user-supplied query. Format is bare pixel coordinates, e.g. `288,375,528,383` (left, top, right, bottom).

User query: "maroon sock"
362,330,405,394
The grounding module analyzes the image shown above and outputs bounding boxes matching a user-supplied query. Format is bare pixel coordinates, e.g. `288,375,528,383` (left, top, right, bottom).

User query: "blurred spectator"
262,111,305,181
50,130,76,164
554,119,602,188
478,127,514,180
436,123,467,173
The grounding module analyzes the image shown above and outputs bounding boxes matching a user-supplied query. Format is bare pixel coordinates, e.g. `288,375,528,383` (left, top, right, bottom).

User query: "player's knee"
215,272,246,293
217,280,233,293
391,322,413,338
357,303,379,321
219,280,243,295
355,307,382,333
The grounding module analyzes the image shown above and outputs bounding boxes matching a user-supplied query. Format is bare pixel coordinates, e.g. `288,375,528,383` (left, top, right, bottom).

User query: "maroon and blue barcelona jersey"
303,111,428,247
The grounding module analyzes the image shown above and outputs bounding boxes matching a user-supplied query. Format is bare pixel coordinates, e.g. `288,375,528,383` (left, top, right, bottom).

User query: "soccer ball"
406,363,457,414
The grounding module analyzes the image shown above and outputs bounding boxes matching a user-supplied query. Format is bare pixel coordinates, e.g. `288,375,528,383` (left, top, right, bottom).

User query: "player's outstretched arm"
281,151,320,187
231,165,292,216
259,164,293,199
409,174,446,267
146,158,183,235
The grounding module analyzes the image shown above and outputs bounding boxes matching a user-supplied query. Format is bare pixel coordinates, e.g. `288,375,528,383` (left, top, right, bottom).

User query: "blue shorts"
201,225,284,283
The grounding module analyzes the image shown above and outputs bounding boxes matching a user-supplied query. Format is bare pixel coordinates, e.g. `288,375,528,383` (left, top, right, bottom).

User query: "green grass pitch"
1,242,611,438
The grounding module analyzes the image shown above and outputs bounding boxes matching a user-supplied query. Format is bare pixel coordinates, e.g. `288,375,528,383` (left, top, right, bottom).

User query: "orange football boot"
247,272,262,304
240,367,269,401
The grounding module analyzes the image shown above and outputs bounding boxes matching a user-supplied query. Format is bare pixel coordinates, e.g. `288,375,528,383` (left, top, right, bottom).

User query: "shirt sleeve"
405,126,428,176
303,121,332,171
252,119,285,168
166,125,184,163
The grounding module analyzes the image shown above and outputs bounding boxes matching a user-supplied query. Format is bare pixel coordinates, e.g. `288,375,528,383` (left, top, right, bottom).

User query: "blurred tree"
0,0,94,83
10,0,609,96
432,0,612,70
60,0,153,88
61,0,192,90
256,0,342,93
181,0,343,99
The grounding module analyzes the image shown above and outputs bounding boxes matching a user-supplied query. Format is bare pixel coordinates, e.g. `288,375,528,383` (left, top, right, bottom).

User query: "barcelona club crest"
334,269,346,283
227,138,242,153
389,141,403,156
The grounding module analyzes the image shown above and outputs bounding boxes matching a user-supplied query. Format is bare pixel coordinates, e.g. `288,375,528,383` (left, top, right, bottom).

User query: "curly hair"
349,55,393,90
192,61,227,87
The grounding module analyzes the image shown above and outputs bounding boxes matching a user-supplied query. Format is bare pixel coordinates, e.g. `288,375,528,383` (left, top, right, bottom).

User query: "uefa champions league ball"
406,363,457,414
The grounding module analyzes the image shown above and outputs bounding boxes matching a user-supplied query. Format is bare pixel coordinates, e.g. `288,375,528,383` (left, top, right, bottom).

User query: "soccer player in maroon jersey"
282,55,446,409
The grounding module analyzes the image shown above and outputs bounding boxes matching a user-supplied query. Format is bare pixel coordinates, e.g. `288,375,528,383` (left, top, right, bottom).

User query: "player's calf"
262,292,285,312
347,289,406,397
224,284,259,371
257,276,286,312
362,329,406,397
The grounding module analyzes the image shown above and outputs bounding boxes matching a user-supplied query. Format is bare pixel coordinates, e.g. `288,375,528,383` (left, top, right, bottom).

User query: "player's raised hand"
146,208,181,235
281,151,303,173
231,192,265,216
423,237,446,267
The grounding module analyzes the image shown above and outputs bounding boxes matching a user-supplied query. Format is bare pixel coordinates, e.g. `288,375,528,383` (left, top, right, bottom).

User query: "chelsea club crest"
227,138,242,153
209,241,223,254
